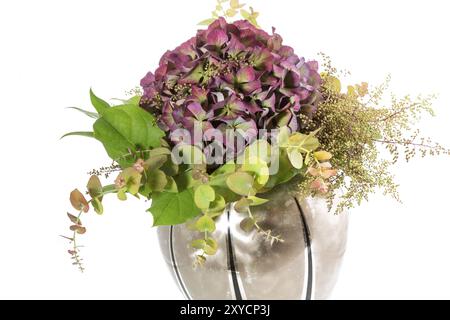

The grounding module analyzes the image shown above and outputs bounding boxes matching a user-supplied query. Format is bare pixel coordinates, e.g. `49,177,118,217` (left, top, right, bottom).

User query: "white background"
0,0,449,299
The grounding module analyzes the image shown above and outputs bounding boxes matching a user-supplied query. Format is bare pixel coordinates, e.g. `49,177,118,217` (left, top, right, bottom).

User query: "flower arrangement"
62,0,449,272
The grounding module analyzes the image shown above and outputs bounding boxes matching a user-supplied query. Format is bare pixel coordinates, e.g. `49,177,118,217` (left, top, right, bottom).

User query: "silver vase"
157,185,349,300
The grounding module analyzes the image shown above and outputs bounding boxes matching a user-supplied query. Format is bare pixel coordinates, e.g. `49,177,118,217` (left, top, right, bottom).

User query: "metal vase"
157,185,349,300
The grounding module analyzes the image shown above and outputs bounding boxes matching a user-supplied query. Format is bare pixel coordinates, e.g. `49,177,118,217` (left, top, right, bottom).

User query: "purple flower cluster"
140,17,322,146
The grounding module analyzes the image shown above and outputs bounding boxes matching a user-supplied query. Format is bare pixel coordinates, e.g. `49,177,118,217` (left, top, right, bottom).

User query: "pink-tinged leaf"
236,66,256,83
70,189,89,213
311,178,329,194
70,225,87,234
207,29,228,47
67,213,81,225
319,161,333,169
321,169,337,179
133,159,145,174
307,167,321,177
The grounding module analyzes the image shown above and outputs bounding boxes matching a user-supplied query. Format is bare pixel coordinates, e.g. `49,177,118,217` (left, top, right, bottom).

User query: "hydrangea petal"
207,29,228,47
236,66,256,83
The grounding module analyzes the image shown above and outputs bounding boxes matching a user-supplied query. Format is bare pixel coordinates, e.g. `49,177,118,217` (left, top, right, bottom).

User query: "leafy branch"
240,207,284,246
199,0,260,27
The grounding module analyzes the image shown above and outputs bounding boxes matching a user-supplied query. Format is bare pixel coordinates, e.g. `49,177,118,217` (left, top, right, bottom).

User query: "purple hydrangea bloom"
140,18,322,148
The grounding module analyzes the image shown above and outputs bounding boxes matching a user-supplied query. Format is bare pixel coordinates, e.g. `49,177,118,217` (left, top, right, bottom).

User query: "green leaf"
190,238,218,255
93,105,164,166
150,147,172,157
226,8,237,17
102,184,116,194
149,189,201,226
240,217,255,233
111,96,142,106
288,132,320,152
90,89,110,115
212,162,236,177
173,170,196,191
198,18,216,26
287,148,304,169
230,0,240,9
314,151,332,161
210,162,236,188
146,169,168,193
208,194,226,214
241,156,270,187
67,107,99,119
144,155,168,172
277,126,290,146
195,215,216,233
117,189,127,201
302,135,320,152
326,75,342,93
203,238,218,255
241,140,272,163
160,158,179,177
226,172,254,196
248,196,269,206
214,186,241,203
61,131,94,139
194,185,216,210
265,149,299,187
164,176,178,193
240,9,250,19
234,198,250,213
91,197,104,215
191,239,206,249
117,168,142,195
87,175,103,200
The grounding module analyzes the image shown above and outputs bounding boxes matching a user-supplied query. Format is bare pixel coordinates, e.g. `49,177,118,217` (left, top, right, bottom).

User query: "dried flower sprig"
299,54,450,213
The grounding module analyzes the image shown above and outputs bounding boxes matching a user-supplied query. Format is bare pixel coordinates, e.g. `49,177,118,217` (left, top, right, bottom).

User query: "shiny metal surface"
157,185,349,300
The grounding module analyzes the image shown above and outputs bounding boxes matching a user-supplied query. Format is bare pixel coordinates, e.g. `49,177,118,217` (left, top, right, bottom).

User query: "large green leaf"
149,189,201,226
90,89,110,115
61,131,94,139
93,104,164,166
67,107,100,119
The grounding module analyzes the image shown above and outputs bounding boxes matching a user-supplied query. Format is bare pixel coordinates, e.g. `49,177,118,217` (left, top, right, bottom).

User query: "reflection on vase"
158,185,349,300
